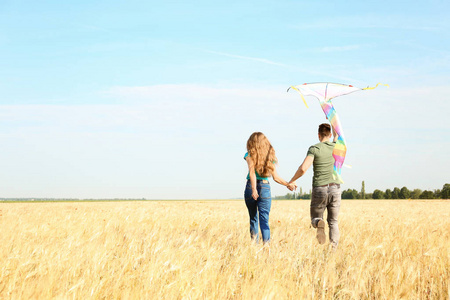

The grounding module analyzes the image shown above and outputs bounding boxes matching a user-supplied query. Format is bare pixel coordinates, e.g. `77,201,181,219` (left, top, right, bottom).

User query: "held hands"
286,182,297,191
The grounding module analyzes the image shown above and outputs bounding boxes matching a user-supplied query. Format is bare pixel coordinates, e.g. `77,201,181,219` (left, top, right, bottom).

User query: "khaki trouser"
310,184,341,246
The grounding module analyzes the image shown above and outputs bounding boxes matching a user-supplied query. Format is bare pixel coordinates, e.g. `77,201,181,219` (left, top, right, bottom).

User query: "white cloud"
319,45,362,53
291,15,447,31
204,50,289,67
72,23,112,33
202,49,363,83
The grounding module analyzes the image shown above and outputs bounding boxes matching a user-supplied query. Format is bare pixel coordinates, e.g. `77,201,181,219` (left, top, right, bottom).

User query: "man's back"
307,141,339,187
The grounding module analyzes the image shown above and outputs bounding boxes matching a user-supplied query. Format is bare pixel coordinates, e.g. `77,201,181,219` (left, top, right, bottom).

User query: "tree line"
274,182,450,200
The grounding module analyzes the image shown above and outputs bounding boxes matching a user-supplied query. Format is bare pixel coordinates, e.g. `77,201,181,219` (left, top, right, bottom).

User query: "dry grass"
0,200,449,299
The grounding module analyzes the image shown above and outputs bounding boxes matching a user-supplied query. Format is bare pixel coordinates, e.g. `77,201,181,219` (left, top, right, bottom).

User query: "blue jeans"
244,180,271,243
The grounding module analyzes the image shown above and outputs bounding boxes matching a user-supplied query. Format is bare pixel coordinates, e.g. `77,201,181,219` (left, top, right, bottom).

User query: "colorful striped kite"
288,82,388,183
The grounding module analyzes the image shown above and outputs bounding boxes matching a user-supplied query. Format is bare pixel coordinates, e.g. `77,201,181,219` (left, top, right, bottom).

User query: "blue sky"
1,1,449,199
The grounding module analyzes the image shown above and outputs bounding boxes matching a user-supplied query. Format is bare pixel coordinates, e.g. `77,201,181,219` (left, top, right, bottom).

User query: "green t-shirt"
244,152,269,180
307,141,339,187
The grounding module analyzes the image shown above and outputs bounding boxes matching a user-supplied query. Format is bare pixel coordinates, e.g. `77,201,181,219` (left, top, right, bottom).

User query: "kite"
287,82,388,183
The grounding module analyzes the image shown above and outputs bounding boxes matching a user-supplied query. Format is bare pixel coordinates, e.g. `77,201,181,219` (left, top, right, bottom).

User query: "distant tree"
366,193,373,199
399,187,411,199
441,184,450,199
392,187,400,199
420,190,434,199
360,181,366,199
372,189,384,199
411,189,422,199
299,193,311,199
341,189,350,199
283,193,293,199
342,189,359,199
433,189,441,199
385,189,392,199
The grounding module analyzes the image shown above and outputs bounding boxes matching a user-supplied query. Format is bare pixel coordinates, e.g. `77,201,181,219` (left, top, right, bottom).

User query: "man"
289,123,341,248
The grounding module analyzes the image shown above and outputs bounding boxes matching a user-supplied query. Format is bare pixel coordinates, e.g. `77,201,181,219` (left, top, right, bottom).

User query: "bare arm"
246,156,259,200
289,155,314,183
272,168,289,186
272,167,297,191
272,167,296,191
333,126,338,143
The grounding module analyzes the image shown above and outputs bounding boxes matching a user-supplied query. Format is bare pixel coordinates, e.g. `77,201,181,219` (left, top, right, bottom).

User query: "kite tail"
332,136,346,184
362,83,390,90
320,100,346,184
289,86,309,108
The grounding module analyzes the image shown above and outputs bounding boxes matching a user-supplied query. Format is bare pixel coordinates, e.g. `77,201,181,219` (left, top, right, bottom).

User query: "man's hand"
287,182,297,191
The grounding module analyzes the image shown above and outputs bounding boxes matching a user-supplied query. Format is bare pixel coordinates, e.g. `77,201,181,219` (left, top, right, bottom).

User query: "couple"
243,123,341,248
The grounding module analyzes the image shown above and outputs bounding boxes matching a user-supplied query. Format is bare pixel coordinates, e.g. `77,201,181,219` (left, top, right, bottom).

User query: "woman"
244,132,295,243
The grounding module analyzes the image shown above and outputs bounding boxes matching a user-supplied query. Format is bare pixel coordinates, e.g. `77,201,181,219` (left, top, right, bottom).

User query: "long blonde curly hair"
246,132,277,177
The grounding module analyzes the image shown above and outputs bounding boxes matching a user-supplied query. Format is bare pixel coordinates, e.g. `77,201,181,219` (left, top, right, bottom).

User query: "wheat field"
0,199,448,299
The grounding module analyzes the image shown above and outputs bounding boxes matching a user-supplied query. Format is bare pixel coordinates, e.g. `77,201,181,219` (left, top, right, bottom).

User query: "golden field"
0,200,449,299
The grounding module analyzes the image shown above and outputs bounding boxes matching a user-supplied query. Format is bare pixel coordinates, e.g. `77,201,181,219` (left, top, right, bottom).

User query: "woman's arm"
246,156,259,200
272,168,296,191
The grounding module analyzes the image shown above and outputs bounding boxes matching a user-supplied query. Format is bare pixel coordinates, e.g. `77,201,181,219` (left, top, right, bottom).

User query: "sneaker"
316,219,326,244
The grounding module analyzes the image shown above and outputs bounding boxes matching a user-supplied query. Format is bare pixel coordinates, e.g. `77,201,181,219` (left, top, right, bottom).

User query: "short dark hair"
318,123,331,137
